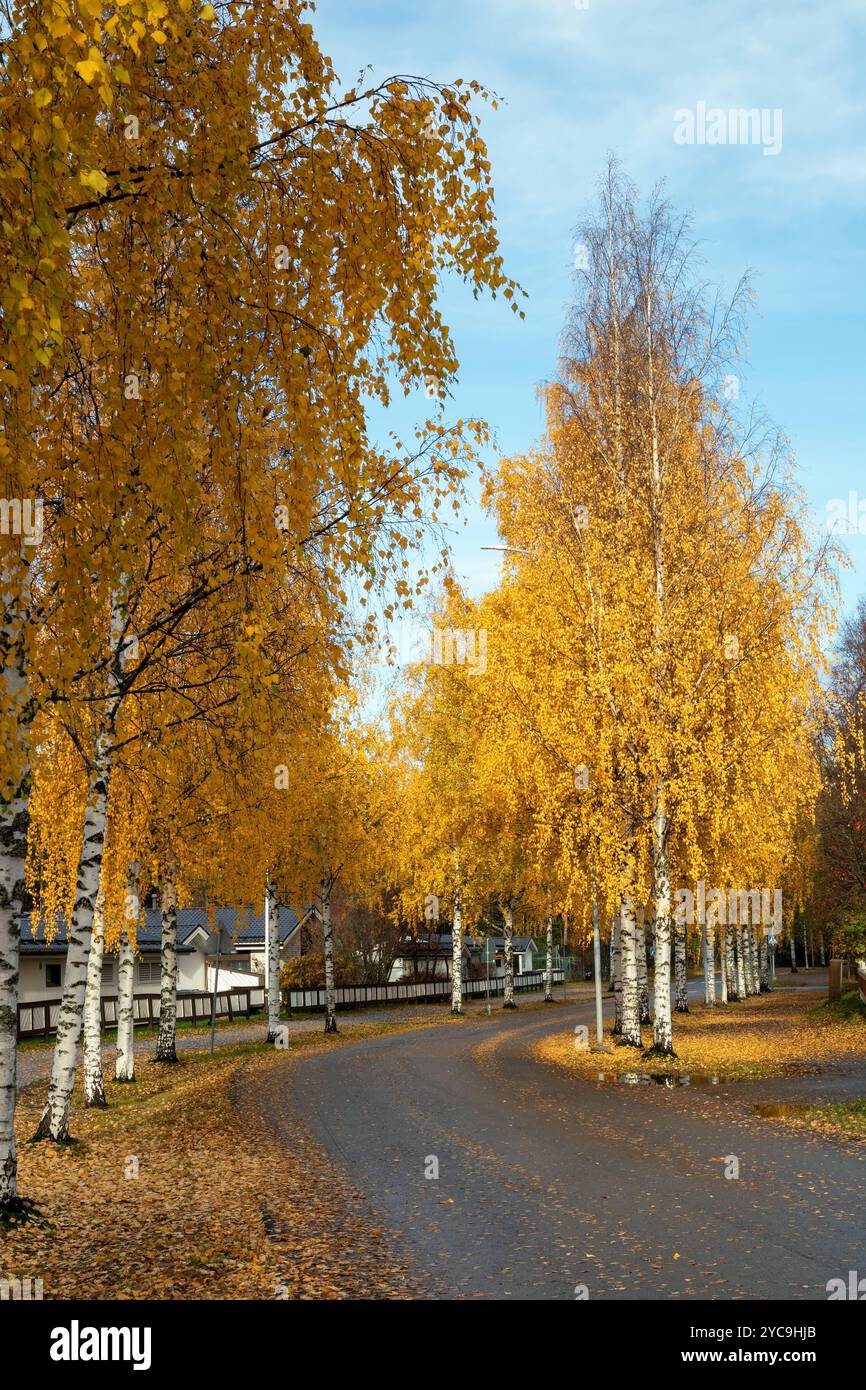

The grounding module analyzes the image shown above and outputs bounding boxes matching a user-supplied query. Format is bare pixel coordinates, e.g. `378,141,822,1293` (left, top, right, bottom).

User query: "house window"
136,960,161,985
101,960,114,985
46,963,62,988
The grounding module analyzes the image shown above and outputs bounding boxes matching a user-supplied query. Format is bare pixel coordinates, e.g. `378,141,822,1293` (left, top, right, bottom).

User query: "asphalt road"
284,980,866,1300
14,990,559,1088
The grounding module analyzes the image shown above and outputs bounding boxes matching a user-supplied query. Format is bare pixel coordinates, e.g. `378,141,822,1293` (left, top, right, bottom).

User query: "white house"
388,932,472,982
17,904,308,1006
388,932,537,983
487,936,537,976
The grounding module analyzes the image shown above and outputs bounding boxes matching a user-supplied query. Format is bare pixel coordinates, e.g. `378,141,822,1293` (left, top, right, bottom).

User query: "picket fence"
17,986,266,1039
17,970,565,1037
282,967,565,1013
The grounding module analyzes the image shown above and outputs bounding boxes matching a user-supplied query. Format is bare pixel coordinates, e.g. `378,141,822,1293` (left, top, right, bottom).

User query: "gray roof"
19,904,302,955
398,933,476,953
398,933,535,955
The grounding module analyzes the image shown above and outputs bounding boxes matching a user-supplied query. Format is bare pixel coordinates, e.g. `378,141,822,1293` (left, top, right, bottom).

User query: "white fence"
18,986,266,1038
284,968,565,1013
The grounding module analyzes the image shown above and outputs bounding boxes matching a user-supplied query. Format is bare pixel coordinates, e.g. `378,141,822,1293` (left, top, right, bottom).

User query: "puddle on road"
595,1071,728,1087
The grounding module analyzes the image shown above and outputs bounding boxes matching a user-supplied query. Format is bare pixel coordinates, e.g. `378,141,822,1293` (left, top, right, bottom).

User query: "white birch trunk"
321,884,337,1033
719,921,728,1003
725,920,738,1000
611,914,623,1033
818,931,826,967
36,587,127,1140
502,902,516,1008
759,930,769,992
703,921,716,1005
264,875,280,1043
35,747,113,1140
114,916,136,1083
745,923,757,995
790,913,798,972
0,783,26,1205
740,923,750,994
544,914,554,1002
650,797,674,1054
735,923,747,1000
644,250,672,1042
636,910,650,1023
749,923,760,994
450,888,463,1015
619,856,642,1047
1,557,32,1205
155,878,178,1062
83,883,107,1107
674,916,689,1013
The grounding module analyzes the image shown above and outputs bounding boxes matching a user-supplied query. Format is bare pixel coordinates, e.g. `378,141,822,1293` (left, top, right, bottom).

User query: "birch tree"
501,901,517,1009
391,588,491,1018
113,864,140,1085
450,880,464,1016
82,884,107,1107
155,877,179,1064
318,879,338,1036
270,723,394,1036
2,0,517,1199
544,914,555,1003
636,909,651,1024
0,552,32,1207
34,593,131,1139
611,916,623,1035
477,160,834,1058
264,875,281,1044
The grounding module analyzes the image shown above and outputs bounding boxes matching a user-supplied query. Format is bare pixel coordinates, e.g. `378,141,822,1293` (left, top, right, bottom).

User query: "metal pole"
486,937,491,1015
561,915,567,1001
592,874,604,1046
209,935,221,1056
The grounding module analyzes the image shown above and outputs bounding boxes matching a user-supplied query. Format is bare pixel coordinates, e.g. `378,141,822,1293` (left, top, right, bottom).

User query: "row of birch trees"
0,0,519,1212
386,161,836,1054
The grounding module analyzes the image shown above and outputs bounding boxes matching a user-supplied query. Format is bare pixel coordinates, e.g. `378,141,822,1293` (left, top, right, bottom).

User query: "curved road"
282,984,866,1300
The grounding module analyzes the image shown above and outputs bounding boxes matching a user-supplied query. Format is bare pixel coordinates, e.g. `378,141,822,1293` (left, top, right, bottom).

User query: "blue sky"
313,0,866,620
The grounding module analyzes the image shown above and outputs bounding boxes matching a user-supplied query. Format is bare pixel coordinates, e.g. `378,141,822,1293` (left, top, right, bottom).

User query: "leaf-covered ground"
765,1098,866,1141
533,987,866,1083
2,1017,472,1299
